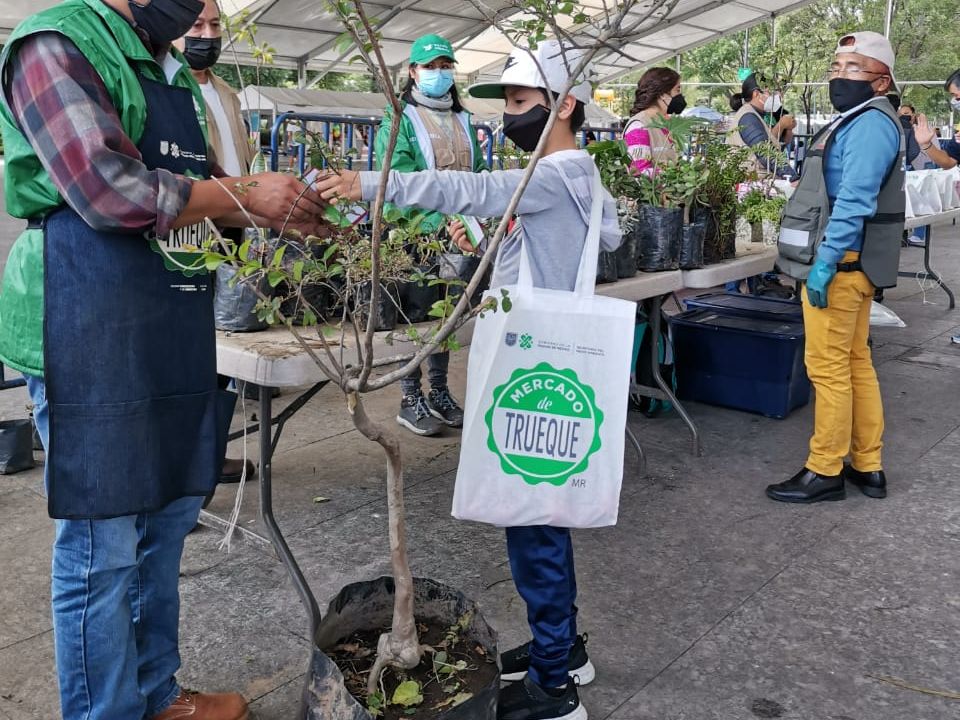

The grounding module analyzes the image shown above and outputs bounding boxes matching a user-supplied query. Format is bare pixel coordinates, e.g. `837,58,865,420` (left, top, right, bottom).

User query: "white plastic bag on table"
933,168,960,210
906,171,938,216
870,301,906,328
452,170,635,529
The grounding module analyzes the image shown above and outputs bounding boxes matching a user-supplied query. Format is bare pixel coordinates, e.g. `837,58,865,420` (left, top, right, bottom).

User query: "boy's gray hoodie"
359,149,622,292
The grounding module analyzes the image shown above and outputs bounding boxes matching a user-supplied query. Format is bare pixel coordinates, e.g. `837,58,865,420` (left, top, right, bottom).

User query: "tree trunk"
346,392,423,694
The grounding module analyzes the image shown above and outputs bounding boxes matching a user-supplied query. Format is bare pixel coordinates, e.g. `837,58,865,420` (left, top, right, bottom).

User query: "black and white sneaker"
501,634,595,685
498,677,586,720
396,393,443,436
427,386,464,427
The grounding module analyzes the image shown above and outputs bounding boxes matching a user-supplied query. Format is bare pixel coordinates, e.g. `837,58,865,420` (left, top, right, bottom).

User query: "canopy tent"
239,85,620,127
1,1,819,84
214,0,818,84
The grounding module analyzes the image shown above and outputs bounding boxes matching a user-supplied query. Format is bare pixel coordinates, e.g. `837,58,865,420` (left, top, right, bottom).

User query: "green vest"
0,0,206,376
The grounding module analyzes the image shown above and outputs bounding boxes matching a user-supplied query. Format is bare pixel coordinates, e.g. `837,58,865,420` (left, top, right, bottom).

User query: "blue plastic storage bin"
670,309,811,419
684,292,803,322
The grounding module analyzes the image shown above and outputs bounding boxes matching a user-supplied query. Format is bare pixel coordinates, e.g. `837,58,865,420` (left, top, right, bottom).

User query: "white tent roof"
2,0,817,84
239,84,620,126
217,0,816,83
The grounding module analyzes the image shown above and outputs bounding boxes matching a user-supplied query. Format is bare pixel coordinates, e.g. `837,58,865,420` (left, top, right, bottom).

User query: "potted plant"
200,2,649,718
739,187,787,245
692,129,755,264
586,138,640,278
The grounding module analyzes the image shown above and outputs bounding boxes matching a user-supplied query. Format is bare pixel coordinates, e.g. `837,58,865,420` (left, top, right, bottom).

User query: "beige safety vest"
727,103,777,177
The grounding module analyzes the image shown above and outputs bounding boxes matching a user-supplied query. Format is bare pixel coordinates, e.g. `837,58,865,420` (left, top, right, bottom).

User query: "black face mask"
899,115,913,130
129,0,204,47
829,78,877,113
503,105,550,152
666,93,687,115
183,36,222,70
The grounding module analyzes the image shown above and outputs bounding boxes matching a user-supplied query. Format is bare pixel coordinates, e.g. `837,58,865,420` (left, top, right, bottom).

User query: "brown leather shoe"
220,457,256,484
150,690,249,720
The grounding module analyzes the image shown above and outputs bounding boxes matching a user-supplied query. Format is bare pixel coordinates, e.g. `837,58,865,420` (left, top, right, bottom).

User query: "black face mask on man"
183,36,222,70
503,105,551,152
829,78,877,113
129,0,204,47
666,93,687,115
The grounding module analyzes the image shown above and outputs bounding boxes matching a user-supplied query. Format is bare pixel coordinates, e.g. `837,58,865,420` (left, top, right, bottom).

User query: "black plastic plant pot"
214,264,271,332
0,419,35,475
398,264,441,324
438,253,487,306
637,205,682,272
614,227,639,279
596,250,619,283
303,576,499,720
353,281,400,332
680,222,706,270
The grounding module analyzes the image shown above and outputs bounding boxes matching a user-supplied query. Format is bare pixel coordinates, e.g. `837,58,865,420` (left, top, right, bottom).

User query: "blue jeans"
505,525,578,688
399,351,450,397
28,376,201,720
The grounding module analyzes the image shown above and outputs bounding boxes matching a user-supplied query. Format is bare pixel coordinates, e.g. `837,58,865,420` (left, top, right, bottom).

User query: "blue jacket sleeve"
817,111,900,265
739,113,797,180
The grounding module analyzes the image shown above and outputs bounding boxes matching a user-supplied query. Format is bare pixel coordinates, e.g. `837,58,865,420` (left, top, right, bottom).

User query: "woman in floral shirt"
622,67,685,175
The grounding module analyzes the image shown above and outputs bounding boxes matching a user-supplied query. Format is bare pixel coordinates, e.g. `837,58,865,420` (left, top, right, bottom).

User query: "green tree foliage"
618,0,960,124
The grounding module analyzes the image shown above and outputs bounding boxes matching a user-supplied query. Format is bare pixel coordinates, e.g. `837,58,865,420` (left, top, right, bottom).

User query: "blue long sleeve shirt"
818,109,901,265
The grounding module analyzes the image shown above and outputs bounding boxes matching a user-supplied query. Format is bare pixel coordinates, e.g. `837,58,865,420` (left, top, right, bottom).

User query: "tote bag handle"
517,166,604,298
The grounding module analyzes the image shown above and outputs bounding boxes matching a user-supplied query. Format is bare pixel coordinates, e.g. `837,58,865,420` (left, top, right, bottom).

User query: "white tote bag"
452,169,636,528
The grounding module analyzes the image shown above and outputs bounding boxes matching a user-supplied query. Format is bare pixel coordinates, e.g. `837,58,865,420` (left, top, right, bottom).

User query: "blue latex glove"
806,259,837,309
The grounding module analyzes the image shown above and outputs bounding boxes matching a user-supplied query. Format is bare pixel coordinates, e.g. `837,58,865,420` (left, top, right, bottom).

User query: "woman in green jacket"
377,33,487,436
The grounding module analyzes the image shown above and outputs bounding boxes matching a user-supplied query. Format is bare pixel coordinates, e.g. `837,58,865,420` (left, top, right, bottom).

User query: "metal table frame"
0,364,25,391
899,210,960,310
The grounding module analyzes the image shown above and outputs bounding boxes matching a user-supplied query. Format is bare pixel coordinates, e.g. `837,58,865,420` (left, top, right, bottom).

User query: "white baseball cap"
468,39,594,105
835,31,897,83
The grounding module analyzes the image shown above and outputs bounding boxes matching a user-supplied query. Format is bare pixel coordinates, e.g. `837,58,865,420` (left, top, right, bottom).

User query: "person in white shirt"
175,0,257,486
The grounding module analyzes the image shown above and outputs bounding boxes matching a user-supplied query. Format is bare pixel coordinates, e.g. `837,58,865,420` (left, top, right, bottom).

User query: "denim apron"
41,72,235,519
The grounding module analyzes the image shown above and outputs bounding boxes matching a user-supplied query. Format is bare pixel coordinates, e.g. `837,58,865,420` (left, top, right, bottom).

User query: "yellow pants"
802,252,884,476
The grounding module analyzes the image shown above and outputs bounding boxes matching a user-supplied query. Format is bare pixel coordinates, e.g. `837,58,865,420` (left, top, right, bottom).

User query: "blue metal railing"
268,111,496,174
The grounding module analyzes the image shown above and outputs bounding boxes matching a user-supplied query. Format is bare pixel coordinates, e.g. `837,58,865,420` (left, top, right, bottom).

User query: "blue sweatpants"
505,525,578,688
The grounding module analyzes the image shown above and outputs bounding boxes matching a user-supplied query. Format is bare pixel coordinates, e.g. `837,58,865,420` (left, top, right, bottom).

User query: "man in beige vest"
175,0,256,485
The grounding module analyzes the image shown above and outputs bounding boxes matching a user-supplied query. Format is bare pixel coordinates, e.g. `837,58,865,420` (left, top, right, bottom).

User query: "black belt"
837,260,862,272
26,217,44,230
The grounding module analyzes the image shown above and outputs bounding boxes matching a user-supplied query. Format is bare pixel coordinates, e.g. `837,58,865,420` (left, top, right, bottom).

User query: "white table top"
595,270,683,301
904,207,960,231
216,251,774,386
681,246,778,288
217,320,475,387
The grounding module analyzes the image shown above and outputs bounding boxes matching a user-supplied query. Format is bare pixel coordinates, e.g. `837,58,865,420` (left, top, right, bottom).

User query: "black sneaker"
501,635,595,685
498,677,586,720
427,386,464,428
396,393,443,436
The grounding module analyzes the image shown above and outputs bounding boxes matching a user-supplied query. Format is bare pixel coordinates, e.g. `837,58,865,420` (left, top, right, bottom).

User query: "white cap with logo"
835,31,897,83
468,39,594,104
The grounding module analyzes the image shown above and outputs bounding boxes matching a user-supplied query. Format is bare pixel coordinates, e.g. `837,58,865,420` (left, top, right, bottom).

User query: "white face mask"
951,97,960,111
763,93,783,113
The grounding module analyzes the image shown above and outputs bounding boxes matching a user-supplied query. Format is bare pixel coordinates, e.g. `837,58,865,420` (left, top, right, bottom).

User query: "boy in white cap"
770,31,904,504
317,40,621,719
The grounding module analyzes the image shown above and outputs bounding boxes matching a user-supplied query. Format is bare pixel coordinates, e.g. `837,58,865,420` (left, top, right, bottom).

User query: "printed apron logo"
484,362,603,487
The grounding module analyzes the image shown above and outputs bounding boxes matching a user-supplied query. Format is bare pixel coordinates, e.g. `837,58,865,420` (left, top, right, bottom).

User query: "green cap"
410,34,456,65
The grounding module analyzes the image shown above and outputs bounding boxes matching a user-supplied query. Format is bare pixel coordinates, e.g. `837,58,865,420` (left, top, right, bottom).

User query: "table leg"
899,224,956,310
258,385,322,718
923,226,955,310
625,426,646,476
0,364,25,391
649,296,702,456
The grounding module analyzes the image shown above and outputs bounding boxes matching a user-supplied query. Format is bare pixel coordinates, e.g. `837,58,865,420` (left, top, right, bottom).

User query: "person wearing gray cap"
770,31,905,504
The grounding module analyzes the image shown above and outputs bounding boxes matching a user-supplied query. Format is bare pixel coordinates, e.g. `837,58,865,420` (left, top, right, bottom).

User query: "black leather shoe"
220,458,256,484
766,468,845,504
842,464,887,499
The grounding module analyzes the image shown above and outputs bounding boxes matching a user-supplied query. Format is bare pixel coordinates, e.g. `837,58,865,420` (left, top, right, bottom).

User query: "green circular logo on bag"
485,362,603,486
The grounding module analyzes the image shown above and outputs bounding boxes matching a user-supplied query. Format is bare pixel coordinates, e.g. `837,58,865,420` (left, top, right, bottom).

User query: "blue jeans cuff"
147,681,181,718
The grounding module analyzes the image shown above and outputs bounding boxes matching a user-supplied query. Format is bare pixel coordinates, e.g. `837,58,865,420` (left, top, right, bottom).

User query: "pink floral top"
623,114,677,176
